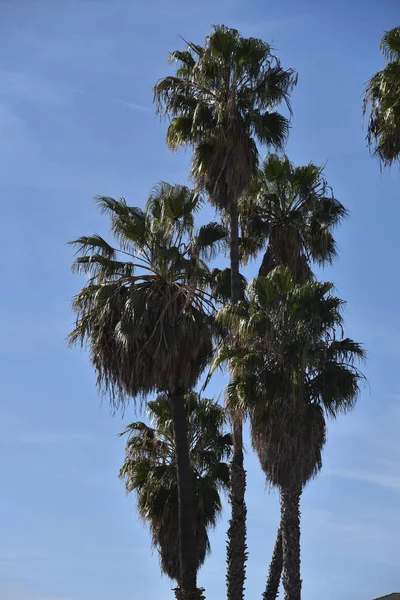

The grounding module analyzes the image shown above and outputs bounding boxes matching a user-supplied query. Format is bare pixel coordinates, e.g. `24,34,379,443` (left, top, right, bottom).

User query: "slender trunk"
170,391,204,600
227,195,247,600
263,526,283,600
227,413,247,600
280,487,302,600
229,196,241,305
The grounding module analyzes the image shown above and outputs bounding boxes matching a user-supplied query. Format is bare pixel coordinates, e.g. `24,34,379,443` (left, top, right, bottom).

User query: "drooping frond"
69,234,117,260
251,403,326,489
194,222,228,260
95,196,148,252
380,27,400,62
209,267,247,305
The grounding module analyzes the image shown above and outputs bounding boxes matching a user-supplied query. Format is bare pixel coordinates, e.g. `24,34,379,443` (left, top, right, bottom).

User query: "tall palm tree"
240,154,347,283
363,26,400,168
217,269,365,600
69,184,226,600
155,26,297,600
119,392,232,583
238,153,346,598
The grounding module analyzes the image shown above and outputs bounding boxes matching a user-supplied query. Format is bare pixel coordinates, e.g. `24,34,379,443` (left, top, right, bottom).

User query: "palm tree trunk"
226,196,247,600
229,196,241,305
263,525,283,600
227,413,247,600
170,391,204,600
280,487,302,600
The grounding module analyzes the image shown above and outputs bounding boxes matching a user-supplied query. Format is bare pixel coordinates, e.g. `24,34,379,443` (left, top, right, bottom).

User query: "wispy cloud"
331,467,400,493
111,98,152,113
385,393,400,400
303,507,396,547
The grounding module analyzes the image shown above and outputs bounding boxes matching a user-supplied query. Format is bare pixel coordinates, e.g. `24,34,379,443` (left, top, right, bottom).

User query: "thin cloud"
331,467,400,493
303,508,397,550
111,98,152,113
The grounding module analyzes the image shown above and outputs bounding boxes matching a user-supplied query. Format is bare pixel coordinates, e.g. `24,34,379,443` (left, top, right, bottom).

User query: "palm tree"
238,153,345,598
155,26,297,600
69,184,226,600
119,392,232,584
217,269,365,600
240,154,347,283
363,26,400,168
238,153,346,599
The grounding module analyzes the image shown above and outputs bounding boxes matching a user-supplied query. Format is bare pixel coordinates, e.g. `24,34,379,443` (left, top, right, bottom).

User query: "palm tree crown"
363,26,400,168
218,268,365,489
240,154,347,281
155,25,297,209
119,393,232,581
69,184,226,405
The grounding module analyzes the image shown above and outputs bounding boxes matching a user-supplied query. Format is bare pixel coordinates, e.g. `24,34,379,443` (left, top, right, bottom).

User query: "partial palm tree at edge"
363,26,400,168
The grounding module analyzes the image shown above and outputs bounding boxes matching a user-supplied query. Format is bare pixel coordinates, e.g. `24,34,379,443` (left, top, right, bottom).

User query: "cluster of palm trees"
68,23,390,600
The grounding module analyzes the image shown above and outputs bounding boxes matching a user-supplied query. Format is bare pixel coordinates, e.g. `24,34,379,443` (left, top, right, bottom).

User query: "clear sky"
1,1,399,599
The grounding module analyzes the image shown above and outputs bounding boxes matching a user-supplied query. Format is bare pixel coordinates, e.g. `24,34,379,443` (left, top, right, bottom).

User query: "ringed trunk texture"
280,487,302,600
229,197,242,305
263,525,283,600
170,392,204,600
226,196,248,600
227,413,247,600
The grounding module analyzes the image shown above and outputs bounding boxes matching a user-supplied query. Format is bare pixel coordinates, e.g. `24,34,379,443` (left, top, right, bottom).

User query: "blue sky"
1,0,400,599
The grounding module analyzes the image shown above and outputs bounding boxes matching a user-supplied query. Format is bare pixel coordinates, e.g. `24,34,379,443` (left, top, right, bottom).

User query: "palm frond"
209,267,247,304
363,28,400,168
195,222,228,260
380,27,400,62
68,234,117,260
